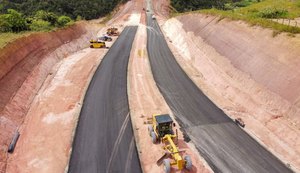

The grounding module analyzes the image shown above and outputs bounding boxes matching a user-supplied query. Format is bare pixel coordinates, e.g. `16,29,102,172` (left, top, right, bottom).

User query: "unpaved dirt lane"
68,26,141,173
128,22,212,172
146,13,292,173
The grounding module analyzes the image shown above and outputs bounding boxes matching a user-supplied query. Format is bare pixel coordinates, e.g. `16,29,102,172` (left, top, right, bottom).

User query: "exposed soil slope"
160,13,300,171
152,0,170,17
0,22,99,172
2,0,147,172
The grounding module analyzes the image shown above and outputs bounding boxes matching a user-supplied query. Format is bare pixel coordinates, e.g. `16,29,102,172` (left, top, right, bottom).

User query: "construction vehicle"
152,15,156,20
89,39,106,48
99,35,112,42
106,27,120,36
235,118,245,128
148,114,192,173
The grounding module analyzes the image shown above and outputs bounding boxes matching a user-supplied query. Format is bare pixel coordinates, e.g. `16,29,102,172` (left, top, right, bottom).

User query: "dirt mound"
0,22,98,173
152,0,170,17
161,13,300,171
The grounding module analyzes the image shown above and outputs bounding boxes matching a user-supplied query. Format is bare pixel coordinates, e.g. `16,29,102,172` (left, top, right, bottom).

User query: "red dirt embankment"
152,0,170,17
161,13,300,171
0,22,98,172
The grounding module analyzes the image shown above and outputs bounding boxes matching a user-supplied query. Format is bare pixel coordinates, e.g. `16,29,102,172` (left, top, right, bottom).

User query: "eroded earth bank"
0,21,103,172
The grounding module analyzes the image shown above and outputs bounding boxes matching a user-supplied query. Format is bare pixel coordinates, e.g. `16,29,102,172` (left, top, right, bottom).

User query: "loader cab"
154,114,174,138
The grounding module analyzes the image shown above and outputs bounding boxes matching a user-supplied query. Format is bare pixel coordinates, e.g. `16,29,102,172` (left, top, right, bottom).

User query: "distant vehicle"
107,27,120,36
152,15,156,20
98,35,112,42
235,118,245,128
146,9,150,12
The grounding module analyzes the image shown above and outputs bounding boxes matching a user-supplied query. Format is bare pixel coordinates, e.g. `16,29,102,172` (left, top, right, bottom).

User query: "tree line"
170,0,258,12
0,0,128,32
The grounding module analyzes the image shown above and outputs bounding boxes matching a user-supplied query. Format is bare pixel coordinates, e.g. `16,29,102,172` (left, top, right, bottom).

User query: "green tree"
0,0,129,20
0,14,12,32
29,19,51,31
34,10,58,25
0,9,27,32
57,15,72,26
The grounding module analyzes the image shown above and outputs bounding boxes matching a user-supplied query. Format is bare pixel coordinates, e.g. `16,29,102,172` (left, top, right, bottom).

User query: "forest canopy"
0,0,128,20
0,0,128,32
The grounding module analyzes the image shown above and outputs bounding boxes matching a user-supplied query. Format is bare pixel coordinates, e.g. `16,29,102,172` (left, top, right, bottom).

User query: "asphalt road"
68,26,142,173
146,14,293,173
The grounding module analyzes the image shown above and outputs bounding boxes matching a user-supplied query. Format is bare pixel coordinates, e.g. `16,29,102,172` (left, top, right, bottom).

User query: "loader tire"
163,159,171,173
184,155,192,171
151,131,157,144
148,125,153,136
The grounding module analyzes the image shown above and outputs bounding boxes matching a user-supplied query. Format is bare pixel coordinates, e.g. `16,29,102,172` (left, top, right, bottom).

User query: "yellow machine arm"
162,134,184,170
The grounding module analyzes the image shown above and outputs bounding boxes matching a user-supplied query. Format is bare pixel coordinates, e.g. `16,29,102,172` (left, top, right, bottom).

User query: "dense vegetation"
171,0,300,34
0,0,127,33
0,0,128,20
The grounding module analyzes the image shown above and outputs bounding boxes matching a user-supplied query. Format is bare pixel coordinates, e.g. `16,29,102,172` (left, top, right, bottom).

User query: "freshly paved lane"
68,26,142,173
146,14,292,173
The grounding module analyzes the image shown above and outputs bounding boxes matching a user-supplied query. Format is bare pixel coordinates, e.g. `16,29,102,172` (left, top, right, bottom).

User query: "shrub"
224,3,235,11
35,10,58,25
0,14,12,32
297,1,300,8
234,1,252,7
76,15,82,21
258,8,288,19
2,9,27,32
29,20,51,31
57,15,72,27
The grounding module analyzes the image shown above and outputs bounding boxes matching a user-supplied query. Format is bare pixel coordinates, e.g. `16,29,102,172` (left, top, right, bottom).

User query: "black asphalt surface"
68,26,142,173
146,14,292,173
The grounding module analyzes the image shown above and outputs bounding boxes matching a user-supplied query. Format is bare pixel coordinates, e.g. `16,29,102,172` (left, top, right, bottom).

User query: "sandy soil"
159,14,300,172
152,0,170,18
272,18,300,28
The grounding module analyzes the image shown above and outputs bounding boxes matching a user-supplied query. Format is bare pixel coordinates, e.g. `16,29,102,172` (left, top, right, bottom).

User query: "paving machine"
148,114,192,173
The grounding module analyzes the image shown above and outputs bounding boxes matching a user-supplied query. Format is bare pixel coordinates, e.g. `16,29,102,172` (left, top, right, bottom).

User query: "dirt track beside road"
127,8,212,173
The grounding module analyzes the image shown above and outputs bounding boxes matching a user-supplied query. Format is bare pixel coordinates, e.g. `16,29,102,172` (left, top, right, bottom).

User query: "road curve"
68,26,142,173
146,14,292,173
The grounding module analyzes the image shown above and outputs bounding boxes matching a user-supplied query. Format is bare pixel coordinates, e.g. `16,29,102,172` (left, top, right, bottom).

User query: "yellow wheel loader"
148,114,192,173
89,39,106,48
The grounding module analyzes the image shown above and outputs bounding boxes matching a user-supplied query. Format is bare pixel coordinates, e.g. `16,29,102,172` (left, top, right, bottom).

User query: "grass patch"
0,21,76,49
178,0,300,34
100,13,113,24
0,32,33,49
